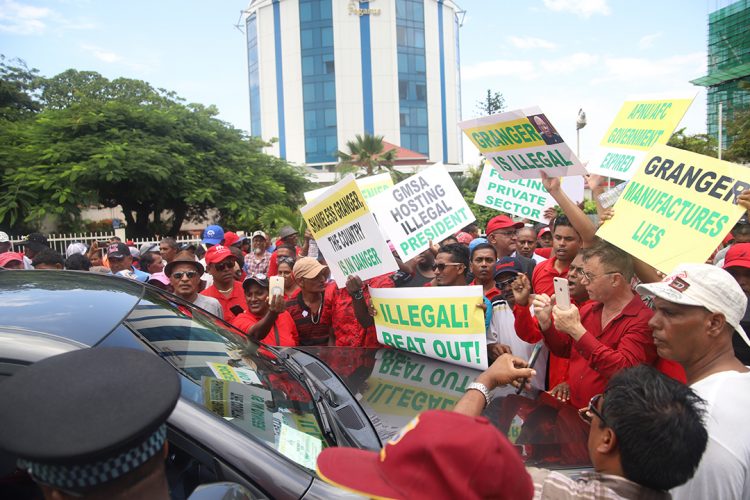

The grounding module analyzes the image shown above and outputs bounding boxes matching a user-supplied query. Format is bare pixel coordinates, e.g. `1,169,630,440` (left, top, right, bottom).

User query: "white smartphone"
553,277,571,310
269,276,285,298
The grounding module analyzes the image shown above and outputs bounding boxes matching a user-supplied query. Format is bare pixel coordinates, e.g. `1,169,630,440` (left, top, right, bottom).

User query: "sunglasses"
212,261,235,272
578,393,607,426
172,271,198,280
495,276,517,290
432,263,463,272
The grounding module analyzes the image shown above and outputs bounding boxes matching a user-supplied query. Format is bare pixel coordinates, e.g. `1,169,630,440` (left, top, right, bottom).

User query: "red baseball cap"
724,243,750,270
486,215,524,236
537,227,551,238
0,252,24,268
316,410,533,500
223,231,240,247
204,245,234,265
455,231,473,245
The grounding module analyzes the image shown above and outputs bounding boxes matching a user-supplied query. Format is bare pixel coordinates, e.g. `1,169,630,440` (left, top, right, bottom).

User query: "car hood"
298,346,592,470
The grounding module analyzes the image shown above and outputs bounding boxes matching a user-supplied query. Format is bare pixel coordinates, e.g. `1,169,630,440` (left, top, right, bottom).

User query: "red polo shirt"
530,256,571,388
470,279,500,301
200,281,246,322
331,274,395,347
231,310,299,346
535,247,553,259
540,294,657,408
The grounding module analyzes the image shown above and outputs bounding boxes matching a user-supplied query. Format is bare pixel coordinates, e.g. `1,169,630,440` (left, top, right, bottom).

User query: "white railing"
8,232,201,255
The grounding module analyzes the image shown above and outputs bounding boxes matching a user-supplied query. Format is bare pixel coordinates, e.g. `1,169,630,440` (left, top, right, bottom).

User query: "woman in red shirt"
231,274,299,346
277,256,299,299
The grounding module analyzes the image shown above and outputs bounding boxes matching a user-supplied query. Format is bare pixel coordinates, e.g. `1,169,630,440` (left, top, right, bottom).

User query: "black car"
0,271,591,498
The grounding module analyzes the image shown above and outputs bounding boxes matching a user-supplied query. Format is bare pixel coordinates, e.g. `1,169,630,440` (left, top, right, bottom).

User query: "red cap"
537,227,551,238
486,215,524,236
455,231,473,245
0,252,24,268
316,410,533,500
223,231,240,247
724,243,750,270
205,245,233,265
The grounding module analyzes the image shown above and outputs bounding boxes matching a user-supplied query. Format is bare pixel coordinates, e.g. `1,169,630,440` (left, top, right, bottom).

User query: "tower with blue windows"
244,0,463,168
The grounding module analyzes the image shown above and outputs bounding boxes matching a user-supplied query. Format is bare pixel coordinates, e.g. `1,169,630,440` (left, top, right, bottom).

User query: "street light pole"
576,108,587,159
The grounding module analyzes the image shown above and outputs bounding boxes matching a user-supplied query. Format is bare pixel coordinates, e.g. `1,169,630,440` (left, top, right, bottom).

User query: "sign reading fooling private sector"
597,145,750,272
370,164,476,262
586,96,695,180
300,174,397,287
459,106,587,180
370,286,488,370
473,162,585,222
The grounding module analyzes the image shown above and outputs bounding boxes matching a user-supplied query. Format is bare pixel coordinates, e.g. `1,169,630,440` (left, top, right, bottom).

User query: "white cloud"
592,52,705,85
543,0,611,18
540,52,599,73
461,59,537,81
0,0,52,34
638,32,662,49
507,35,557,50
80,43,121,63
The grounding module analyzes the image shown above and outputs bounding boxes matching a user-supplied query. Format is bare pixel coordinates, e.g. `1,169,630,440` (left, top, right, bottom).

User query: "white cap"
65,242,88,258
637,263,750,347
0,231,8,243
251,230,267,240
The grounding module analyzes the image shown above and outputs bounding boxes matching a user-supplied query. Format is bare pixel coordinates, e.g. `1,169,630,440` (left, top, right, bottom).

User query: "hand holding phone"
516,343,544,394
269,276,284,299
553,277,571,311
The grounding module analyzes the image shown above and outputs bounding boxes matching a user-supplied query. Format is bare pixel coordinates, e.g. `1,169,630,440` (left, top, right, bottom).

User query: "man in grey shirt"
166,251,223,319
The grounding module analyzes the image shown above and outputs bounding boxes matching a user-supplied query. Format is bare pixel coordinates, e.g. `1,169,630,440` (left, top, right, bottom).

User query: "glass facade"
396,0,429,155
299,0,338,164
693,0,750,148
246,13,261,137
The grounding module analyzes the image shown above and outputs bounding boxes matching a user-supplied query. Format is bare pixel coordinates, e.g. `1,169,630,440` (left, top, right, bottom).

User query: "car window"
124,290,326,471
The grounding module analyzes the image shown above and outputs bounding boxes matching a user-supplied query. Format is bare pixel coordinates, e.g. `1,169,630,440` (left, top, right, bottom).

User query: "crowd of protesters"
2,171,750,499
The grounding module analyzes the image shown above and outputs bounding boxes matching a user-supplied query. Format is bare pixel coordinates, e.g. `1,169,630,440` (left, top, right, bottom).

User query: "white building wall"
423,0,442,164
332,0,365,155
370,0,400,146
279,0,305,164
441,4,459,164
256,3,280,158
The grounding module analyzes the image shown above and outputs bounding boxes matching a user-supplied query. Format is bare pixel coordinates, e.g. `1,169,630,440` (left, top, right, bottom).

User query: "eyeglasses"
172,271,198,280
495,276,517,290
568,264,584,277
212,261,235,272
432,263,463,272
578,394,607,426
579,270,620,283
493,230,518,238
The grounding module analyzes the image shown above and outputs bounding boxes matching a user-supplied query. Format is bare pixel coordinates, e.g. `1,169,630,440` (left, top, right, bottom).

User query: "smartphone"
553,277,571,310
516,343,544,394
269,276,285,298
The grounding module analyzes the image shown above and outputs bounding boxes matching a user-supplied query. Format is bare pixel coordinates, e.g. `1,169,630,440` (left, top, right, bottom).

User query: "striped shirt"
527,468,669,500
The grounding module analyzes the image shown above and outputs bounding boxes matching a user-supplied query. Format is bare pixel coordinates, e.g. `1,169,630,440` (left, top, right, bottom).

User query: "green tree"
725,107,750,164
0,55,40,121
452,165,499,229
336,133,397,177
0,66,310,236
667,127,717,157
475,89,505,117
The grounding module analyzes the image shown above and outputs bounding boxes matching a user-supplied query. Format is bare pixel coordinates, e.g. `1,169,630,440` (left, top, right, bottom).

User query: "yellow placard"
372,296,485,334
301,179,369,238
464,117,546,153
600,98,694,152
596,145,750,272
363,377,459,416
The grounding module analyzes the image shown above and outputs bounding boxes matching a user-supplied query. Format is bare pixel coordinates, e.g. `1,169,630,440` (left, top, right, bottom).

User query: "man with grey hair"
637,263,750,500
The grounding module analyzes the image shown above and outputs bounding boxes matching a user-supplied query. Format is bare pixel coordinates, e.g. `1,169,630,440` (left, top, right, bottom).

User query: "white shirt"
512,250,547,264
488,299,548,391
671,369,750,500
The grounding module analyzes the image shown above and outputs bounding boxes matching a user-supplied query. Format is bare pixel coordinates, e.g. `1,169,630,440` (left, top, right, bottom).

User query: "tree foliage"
667,127,717,158
336,133,397,177
726,107,750,164
475,89,505,117
0,62,310,236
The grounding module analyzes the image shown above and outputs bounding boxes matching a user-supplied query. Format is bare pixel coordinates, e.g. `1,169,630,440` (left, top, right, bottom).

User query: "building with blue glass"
243,0,463,167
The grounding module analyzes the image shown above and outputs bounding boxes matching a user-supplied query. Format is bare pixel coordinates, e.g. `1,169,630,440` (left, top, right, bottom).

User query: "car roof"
0,270,145,346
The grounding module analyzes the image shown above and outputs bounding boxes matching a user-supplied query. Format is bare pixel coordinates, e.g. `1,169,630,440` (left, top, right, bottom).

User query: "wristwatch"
466,382,492,408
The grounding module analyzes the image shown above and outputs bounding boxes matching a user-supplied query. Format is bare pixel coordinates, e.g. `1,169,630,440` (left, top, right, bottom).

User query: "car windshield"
124,290,325,471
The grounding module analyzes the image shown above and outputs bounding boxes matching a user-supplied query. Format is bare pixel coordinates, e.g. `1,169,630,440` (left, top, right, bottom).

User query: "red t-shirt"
530,256,570,388
330,274,395,347
231,310,299,346
541,294,657,409
200,282,247,322
535,247,553,259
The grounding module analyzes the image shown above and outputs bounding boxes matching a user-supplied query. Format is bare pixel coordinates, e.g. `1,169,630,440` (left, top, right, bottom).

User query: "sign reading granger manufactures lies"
370,285,488,370
370,164,476,262
300,174,397,288
597,145,750,272
586,96,695,180
459,106,587,180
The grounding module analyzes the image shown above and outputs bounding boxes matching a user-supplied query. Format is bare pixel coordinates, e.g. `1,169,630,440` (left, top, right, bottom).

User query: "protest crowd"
4,93,750,499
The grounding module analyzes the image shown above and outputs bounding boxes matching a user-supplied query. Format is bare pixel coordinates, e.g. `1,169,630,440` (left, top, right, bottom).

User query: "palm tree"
336,133,397,177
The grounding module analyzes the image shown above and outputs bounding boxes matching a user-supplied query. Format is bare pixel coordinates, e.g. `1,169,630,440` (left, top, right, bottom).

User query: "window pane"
399,80,408,100
299,3,312,22
301,29,314,49
321,27,333,47
302,56,315,76
306,136,318,152
320,0,332,20
415,83,426,101
325,108,336,127
304,110,317,129
303,83,315,103
324,81,335,100
326,135,337,153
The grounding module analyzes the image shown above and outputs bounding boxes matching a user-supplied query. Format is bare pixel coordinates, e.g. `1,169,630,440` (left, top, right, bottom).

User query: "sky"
0,0,729,165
